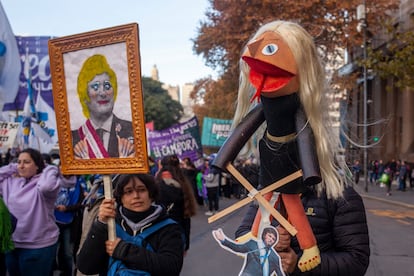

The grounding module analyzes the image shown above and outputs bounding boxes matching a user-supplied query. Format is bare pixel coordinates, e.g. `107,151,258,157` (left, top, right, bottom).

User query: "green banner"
202,117,232,147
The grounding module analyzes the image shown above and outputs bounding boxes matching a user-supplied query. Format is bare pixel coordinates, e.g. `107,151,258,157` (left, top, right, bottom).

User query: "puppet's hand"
117,137,135,158
212,228,225,241
74,140,89,159
298,245,320,272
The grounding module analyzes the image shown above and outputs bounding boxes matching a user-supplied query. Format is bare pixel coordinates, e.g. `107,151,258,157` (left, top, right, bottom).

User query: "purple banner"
3,36,54,111
147,116,204,168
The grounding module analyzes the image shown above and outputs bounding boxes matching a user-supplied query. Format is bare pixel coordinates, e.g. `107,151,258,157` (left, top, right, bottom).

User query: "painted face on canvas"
86,73,115,120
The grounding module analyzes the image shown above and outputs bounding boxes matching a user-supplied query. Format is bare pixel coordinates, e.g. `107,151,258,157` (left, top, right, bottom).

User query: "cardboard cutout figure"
213,225,285,276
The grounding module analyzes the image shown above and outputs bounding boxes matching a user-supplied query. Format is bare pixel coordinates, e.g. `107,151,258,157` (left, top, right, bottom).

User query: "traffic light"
373,136,379,142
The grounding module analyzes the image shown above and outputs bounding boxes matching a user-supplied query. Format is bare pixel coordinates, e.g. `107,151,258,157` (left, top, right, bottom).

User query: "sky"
1,0,216,88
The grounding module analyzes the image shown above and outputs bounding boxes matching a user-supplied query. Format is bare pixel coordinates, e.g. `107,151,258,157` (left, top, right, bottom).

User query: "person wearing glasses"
72,54,134,159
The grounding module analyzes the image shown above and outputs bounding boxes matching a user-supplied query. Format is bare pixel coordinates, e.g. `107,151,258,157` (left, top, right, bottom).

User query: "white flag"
17,92,58,153
0,2,21,109
33,92,58,153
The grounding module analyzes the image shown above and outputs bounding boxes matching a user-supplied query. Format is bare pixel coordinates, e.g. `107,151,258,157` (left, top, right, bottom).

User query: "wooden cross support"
208,162,301,236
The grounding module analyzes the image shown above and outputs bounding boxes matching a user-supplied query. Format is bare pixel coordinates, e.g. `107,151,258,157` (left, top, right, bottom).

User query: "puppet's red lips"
242,56,295,92
249,68,294,92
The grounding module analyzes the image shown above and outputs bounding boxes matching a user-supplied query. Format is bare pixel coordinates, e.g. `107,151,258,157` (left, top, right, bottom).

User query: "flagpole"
35,86,40,152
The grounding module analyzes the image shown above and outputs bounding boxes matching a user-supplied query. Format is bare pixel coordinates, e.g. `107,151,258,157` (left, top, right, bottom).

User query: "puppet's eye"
262,43,279,55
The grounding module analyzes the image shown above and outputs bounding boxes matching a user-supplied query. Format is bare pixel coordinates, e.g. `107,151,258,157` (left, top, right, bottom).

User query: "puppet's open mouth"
249,69,293,92
242,57,295,92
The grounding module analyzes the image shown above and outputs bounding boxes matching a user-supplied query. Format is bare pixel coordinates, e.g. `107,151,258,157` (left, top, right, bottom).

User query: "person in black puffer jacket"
235,185,370,276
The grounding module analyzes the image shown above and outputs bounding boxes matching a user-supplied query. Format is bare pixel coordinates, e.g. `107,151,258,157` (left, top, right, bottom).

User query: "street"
363,197,414,276
181,197,247,276
181,187,414,275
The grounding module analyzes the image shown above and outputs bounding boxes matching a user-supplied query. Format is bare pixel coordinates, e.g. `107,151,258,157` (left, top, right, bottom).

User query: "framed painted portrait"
48,23,148,175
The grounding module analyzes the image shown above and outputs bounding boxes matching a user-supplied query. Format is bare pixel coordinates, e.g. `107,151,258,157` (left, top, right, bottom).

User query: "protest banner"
147,116,204,168
3,36,54,112
0,121,20,152
201,117,232,147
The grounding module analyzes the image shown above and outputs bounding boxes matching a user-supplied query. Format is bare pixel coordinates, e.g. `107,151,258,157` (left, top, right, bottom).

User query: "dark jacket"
182,167,203,205
157,179,191,251
235,186,370,276
77,207,184,276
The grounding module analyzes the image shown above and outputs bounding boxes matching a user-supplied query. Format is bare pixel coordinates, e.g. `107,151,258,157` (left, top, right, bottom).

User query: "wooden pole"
103,175,116,241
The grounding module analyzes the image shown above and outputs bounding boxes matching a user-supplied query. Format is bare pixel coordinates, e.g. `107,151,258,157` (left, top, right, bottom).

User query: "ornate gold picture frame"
48,23,148,175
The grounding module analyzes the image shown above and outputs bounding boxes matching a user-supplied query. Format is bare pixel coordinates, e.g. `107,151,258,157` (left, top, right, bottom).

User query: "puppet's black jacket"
235,185,370,276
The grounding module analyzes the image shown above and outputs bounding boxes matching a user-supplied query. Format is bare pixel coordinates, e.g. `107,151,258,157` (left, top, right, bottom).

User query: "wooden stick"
208,195,252,223
226,163,298,236
103,175,116,241
208,169,302,223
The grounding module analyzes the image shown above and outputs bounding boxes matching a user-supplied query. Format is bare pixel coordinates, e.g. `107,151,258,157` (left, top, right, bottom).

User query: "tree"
142,77,183,130
190,73,238,127
365,26,414,90
191,0,399,119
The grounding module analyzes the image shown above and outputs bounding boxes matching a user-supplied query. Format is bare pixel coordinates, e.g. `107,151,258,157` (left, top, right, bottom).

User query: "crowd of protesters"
1,148,261,275
352,158,414,196
2,147,377,275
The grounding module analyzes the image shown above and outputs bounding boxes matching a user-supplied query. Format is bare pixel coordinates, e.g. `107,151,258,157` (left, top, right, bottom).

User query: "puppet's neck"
261,93,300,137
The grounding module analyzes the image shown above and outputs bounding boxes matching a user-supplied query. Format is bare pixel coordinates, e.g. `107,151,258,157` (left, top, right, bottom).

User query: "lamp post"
357,1,368,192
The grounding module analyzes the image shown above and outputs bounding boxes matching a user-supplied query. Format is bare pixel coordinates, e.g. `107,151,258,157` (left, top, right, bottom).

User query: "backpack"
54,177,83,224
107,218,177,276
379,173,390,184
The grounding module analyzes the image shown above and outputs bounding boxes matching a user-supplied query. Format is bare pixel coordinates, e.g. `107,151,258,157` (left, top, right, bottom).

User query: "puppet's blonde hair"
233,20,349,199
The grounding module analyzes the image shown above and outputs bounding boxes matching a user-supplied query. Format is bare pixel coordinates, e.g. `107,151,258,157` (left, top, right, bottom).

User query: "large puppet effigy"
210,20,348,273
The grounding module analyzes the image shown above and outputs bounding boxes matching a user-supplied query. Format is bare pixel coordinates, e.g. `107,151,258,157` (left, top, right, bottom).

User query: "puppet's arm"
282,194,320,272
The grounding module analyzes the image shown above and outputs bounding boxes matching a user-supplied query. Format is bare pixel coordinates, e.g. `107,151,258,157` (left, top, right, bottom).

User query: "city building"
150,64,195,122
340,0,414,164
